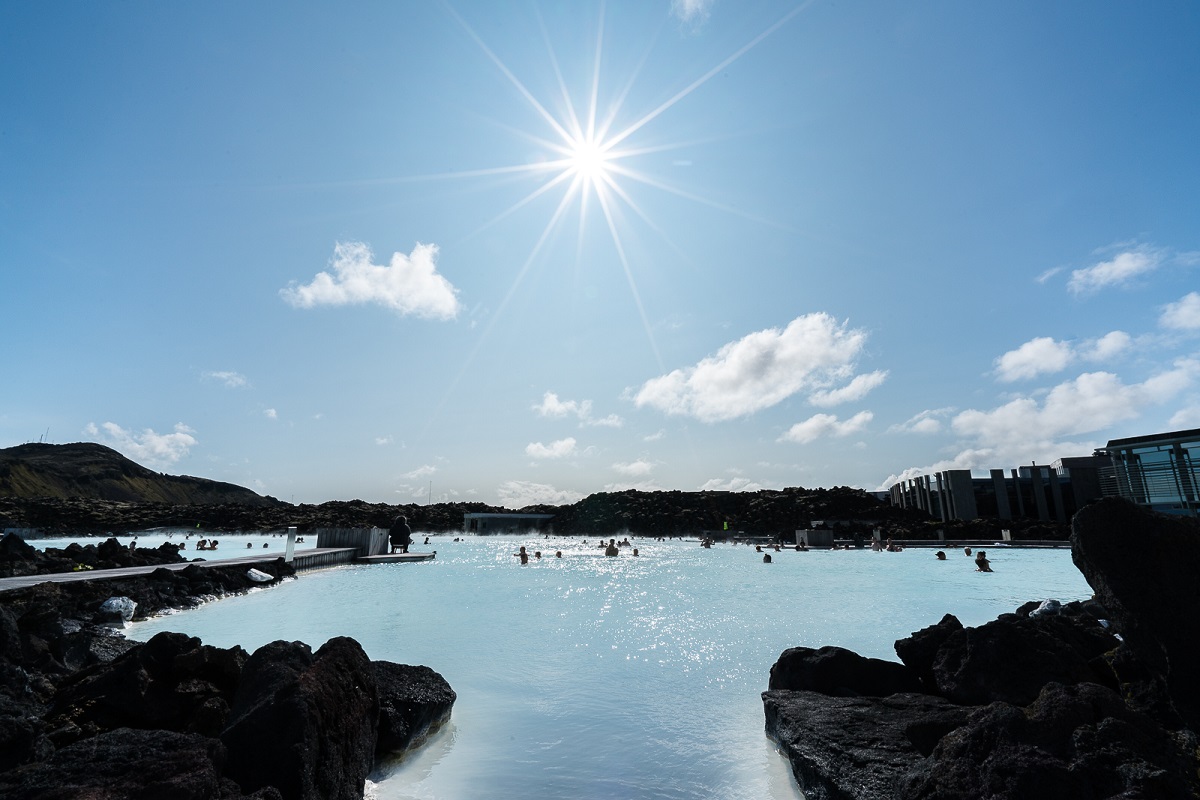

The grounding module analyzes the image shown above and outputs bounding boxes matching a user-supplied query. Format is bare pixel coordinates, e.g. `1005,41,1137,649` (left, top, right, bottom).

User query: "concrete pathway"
0,549,337,593
0,547,437,593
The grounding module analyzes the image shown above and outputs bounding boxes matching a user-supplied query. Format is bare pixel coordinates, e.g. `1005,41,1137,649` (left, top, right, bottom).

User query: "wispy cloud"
643,429,666,442
525,437,578,459
281,241,462,320
698,476,765,492
889,408,954,435
1067,244,1163,294
672,0,715,26
533,391,623,428
1035,266,1064,284
633,313,874,422
808,370,888,407
202,370,248,388
778,411,873,444
83,421,197,467
264,408,278,420
612,459,654,477
403,464,438,479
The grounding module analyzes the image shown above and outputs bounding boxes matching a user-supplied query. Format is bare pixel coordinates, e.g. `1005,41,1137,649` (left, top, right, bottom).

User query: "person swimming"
515,546,529,565
975,550,993,572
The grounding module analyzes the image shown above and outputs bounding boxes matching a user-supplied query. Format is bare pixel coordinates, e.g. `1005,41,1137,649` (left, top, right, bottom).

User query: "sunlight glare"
567,136,611,183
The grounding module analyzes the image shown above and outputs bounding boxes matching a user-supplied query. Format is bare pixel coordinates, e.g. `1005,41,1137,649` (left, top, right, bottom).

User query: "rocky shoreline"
763,498,1200,799
0,536,455,799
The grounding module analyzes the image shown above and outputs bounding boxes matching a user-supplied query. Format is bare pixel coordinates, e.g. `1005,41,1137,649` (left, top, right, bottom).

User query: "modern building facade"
1095,428,1199,517
888,428,1200,522
888,461,1104,524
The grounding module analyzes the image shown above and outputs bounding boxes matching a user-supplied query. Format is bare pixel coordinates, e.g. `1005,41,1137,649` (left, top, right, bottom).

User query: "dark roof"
1104,428,1200,449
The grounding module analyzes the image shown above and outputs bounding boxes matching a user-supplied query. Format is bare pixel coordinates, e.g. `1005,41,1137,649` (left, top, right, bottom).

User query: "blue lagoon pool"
127,536,1093,800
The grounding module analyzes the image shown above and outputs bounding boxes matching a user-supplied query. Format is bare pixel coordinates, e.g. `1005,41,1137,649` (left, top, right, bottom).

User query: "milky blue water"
126,536,1093,800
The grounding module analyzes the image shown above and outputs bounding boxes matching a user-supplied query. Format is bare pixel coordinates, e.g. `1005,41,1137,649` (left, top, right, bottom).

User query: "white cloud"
375,436,393,446
633,313,873,422
1170,406,1200,428
995,337,1073,382
202,370,247,388
698,477,765,492
1081,331,1132,361
612,459,654,477
672,0,714,25
955,364,1198,446
809,370,888,407
1161,292,1200,331
496,480,585,508
889,408,953,434
1035,266,1064,284
264,408,278,420
643,429,666,442
83,421,197,468
281,241,462,320
533,392,590,419
404,465,437,479
778,411,873,444
533,391,623,428
525,437,578,459
879,361,1200,490
1068,246,1162,294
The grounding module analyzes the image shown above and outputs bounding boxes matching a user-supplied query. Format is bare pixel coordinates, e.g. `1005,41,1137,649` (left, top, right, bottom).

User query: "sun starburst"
427,1,810,389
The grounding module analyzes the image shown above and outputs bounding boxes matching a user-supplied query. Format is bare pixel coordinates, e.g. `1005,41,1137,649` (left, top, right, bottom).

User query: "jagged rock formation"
0,558,455,799
763,498,1200,799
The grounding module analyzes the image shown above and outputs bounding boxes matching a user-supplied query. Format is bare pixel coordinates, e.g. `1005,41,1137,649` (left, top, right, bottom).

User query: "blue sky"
3,1,1198,507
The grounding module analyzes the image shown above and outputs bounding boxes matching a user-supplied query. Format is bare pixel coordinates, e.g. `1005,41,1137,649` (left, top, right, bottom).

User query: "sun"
565,135,612,184
434,3,808,373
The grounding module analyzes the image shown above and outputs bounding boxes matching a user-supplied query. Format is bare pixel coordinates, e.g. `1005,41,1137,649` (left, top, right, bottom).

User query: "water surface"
128,536,1093,800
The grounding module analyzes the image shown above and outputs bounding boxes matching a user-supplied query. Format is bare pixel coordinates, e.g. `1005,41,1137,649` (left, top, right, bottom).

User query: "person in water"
389,515,413,554
975,550,993,572
515,545,529,565
605,539,619,557
935,550,947,560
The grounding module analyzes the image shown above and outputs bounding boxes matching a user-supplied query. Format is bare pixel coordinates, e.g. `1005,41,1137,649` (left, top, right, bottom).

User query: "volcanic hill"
0,442,276,506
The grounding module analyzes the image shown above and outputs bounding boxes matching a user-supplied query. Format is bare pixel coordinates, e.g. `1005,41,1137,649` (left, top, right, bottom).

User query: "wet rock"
763,690,969,800
931,613,1118,706
894,614,963,693
221,637,379,800
374,661,457,759
769,645,922,697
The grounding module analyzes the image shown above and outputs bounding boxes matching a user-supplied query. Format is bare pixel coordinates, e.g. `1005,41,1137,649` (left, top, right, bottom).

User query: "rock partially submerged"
0,556,455,799
764,498,1200,799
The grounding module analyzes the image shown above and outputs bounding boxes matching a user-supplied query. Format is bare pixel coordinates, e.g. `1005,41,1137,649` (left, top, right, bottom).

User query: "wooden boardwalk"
0,547,430,594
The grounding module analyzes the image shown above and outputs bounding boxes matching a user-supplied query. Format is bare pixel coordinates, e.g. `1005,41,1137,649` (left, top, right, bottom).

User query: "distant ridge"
0,442,277,506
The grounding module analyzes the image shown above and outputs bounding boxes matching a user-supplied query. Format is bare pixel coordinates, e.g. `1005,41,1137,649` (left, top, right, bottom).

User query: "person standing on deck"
389,516,413,554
